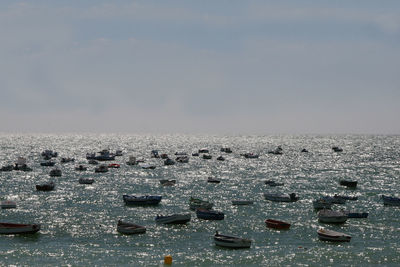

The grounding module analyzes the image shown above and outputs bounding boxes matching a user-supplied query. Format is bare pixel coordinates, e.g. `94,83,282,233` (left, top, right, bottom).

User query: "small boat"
301,148,309,153
232,200,254,205
160,179,176,186
265,219,291,230
317,228,351,242
264,193,299,202
242,153,259,159
1,200,17,209
139,163,156,169
216,156,225,161
108,163,120,168
175,152,187,156
264,180,284,187
332,146,343,152
321,195,346,204
336,195,358,201
155,213,191,224
40,161,56,167
160,153,169,159
220,147,232,153
79,178,94,184
164,158,175,166
36,182,55,191
49,168,62,177
202,154,212,160
151,150,160,158
176,156,189,163
94,150,116,161
0,222,41,234
313,198,333,210
214,231,251,248
126,156,137,165
189,197,213,210
318,209,347,223
88,159,98,165
75,165,87,171
196,208,224,220
0,165,14,172
198,148,209,153
339,180,357,188
117,220,146,234
61,157,75,163
207,177,221,183
41,150,58,158
123,195,162,205
381,195,400,206
115,150,123,156
268,146,283,155
341,210,369,218
95,165,108,173
192,153,199,157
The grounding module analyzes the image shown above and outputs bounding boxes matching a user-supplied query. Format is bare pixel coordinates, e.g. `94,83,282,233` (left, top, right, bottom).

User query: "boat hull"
265,219,291,230
0,223,40,234
317,229,351,242
214,233,251,248
155,214,191,224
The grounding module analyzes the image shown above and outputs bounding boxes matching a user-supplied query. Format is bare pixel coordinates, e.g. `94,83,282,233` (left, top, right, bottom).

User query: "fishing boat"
117,220,146,234
79,178,94,184
189,197,213,210
0,223,41,234
1,200,17,209
317,228,351,242
160,179,176,186
381,195,400,206
339,180,357,188
232,200,254,205
196,208,224,220
123,195,162,205
265,219,291,230
36,182,55,191
207,177,221,183
214,231,251,248
263,193,299,202
94,150,115,161
155,213,191,224
318,209,347,223
49,168,62,177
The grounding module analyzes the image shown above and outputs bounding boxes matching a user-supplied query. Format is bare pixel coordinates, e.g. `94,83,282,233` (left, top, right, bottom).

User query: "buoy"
164,255,172,265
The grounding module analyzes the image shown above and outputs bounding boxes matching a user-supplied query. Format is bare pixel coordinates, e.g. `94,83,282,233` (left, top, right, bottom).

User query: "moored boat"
117,220,146,234
381,195,400,206
313,198,333,210
95,165,108,173
341,210,369,218
264,193,299,202
49,168,62,177
108,163,120,168
79,178,95,184
160,179,176,186
75,165,87,171
164,158,175,166
318,209,347,223
0,222,41,234
339,180,357,188
123,195,162,205
1,200,17,209
214,231,251,248
265,219,291,230
155,213,191,224
196,208,224,220
40,161,56,167
207,177,221,183
36,182,55,191
232,200,254,205
189,197,213,210
317,228,351,242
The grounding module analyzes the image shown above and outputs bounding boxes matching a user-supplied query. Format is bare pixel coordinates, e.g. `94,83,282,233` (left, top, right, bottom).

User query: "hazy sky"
1,0,399,134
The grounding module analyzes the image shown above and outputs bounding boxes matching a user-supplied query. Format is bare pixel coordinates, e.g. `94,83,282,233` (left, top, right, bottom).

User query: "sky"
1,0,399,134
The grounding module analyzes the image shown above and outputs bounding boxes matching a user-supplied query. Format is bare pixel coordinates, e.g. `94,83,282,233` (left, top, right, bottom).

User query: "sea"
0,134,399,266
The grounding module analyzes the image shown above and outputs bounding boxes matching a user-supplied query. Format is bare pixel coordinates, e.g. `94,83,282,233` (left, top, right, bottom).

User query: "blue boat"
196,208,224,220
123,195,162,205
381,195,400,206
342,210,369,218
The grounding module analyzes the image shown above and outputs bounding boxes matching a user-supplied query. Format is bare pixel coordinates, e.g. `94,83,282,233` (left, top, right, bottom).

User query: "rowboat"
318,209,347,223
381,195,400,206
265,219,291,230
207,177,221,183
189,197,213,210
196,208,224,220
49,168,62,177
36,182,55,191
123,195,162,206
214,231,251,248
232,200,254,205
117,220,146,234
0,222,40,234
264,193,299,202
79,178,94,184
155,213,191,224
1,200,17,209
317,228,351,242
160,179,176,186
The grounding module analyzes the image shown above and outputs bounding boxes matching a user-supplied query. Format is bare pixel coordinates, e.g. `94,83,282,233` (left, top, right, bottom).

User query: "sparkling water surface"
0,134,399,266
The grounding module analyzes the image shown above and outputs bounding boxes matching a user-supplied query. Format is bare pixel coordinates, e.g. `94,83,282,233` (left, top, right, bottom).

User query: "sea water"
0,134,399,266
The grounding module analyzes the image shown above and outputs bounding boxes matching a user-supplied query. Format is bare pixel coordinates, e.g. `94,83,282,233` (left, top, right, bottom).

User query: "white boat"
1,200,17,209
264,193,299,202
140,163,156,169
117,220,146,234
189,197,213,210
232,200,254,205
317,228,351,242
214,231,252,248
0,222,40,234
155,214,191,224
318,209,347,223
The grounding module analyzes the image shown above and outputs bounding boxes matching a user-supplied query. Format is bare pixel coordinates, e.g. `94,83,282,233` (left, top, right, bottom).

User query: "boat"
164,158,175,166
242,153,259,159
0,222,41,234
207,177,221,183
265,219,291,230
263,193,299,202
214,231,251,248
175,152,187,156
108,163,120,168
126,156,137,165
336,195,358,201
88,159,98,165
0,165,14,172
318,209,347,223
95,165,108,173
117,220,146,234
115,150,123,156
75,165,87,171
216,156,225,161
176,156,189,163
341,210,369,218
192,153,199,157
317,228,351,242
321,195,346,204
160,179,176,186
264,180,284,187
332,146,343,152
139,163,156,169
381,195,400,206
313,198,333,210
339,180,357,188
1,200,17,209
14,157,32,171
87,150,115,161
123,195,162,205
220,147,232,153
151,150,160,158
36,182,55,191
198,148,209,153
41,150,58,158
202,154,212,160
232,200,254,205
40,161,55,167
61,157,75,163
155,213,191,224
189,197,213,210
49,168,62,177
196,208,224,220
301,148,309,153
268,146,283,155
79,178,94,184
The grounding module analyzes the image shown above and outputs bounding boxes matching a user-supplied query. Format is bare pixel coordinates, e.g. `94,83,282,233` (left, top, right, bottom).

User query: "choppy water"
0,134,399,266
